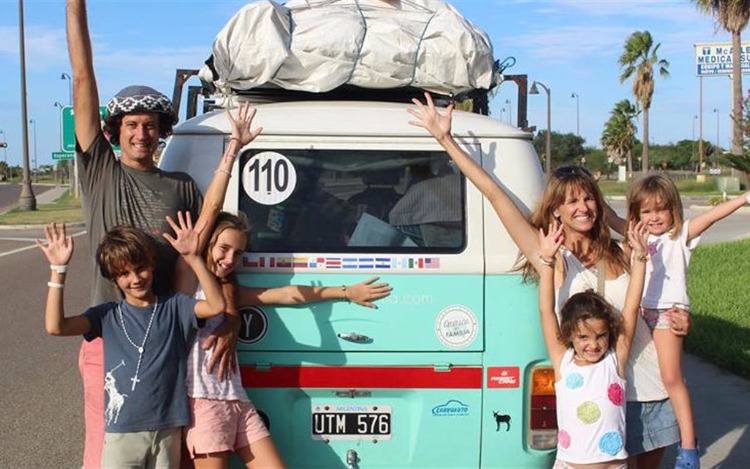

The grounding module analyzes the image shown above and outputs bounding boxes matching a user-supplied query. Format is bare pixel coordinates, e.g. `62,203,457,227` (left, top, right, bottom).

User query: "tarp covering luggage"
199,0,499,95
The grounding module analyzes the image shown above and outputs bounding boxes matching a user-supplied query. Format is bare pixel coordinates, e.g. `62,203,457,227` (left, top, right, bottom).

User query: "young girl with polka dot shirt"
537,219,649,469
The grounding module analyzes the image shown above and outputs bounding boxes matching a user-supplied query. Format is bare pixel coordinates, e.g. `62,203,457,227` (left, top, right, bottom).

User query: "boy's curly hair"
96,226,157,281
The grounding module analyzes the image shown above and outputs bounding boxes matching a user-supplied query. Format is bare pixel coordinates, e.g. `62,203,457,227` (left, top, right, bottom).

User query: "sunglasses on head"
553,165,593,179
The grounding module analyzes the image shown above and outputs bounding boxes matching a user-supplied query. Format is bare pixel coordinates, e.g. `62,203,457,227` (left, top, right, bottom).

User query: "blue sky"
0,0,739,168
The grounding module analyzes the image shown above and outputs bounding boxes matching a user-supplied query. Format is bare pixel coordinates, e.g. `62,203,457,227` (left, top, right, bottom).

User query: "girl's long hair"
203,212,251,279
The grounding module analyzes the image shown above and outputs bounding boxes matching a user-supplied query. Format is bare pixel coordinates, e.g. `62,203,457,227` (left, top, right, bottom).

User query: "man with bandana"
66,1,233,467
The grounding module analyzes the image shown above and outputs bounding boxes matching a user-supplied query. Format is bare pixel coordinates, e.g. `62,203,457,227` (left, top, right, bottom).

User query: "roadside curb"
0,184,84,230
0,221,86,230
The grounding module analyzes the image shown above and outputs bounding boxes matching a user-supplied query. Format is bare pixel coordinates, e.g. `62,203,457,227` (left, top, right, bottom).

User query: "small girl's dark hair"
558,290,623,349
96,226,157,281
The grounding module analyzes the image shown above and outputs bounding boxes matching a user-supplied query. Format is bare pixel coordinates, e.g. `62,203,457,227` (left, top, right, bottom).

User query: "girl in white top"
538,219,649,469
174,102,392,468
623,174,750,469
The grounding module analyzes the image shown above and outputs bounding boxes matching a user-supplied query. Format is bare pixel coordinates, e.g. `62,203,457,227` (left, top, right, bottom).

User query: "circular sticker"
242,152,297,205
237,306,268,345
434,305,478,348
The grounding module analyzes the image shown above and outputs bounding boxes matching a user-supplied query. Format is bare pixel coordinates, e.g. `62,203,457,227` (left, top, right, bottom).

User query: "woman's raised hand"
36,222,73,266
407,92,454,141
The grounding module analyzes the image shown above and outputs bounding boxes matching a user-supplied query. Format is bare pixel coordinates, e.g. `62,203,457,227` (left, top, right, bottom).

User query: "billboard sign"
695,42,750,76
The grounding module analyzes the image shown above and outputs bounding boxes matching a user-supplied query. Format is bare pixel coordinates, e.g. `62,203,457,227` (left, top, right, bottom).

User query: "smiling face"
209,228,247,279
570,318,610,365
553,186,597,235
638,197,674,236
118,112,160,169
114,263,155,306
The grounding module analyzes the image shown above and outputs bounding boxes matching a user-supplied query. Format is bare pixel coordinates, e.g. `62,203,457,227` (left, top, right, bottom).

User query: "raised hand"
627,220,649,257
163,211,203,258
407,92,454,141
227,101,262,147
345,276,393,309
36,222,74,266
537,219,564,265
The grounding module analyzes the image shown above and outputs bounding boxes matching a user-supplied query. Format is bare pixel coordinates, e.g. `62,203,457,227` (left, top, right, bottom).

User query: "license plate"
311,404,392,440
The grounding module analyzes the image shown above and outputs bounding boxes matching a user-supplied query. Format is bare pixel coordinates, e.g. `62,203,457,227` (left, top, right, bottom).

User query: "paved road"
0,206,747,468
0,183,55,214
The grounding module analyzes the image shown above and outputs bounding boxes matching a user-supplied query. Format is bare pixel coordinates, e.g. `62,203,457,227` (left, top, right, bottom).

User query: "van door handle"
337,332,370,343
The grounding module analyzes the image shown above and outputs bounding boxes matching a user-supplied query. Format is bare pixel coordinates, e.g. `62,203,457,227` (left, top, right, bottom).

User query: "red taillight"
529,366,557,450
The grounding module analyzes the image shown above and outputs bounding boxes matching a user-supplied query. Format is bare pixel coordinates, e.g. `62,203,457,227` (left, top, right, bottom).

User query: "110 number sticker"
242,152,297,205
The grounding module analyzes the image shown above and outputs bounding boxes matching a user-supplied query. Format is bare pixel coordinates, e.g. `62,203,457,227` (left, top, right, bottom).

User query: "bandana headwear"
105,85,178,124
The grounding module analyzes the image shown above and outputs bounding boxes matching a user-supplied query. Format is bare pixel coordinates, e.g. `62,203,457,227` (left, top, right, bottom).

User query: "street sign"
695,42,750,77
60,105,107,152
52,151,75,160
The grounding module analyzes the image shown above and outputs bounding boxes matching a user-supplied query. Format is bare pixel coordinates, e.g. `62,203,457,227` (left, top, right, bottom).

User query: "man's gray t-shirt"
83,293,198,432
77,132,202,305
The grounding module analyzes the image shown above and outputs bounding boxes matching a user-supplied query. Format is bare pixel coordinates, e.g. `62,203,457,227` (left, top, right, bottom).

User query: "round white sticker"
434,305,478,348
242,152,297,205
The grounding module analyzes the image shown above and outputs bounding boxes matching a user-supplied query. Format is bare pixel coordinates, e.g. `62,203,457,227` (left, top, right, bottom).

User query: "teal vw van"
160,91,557,468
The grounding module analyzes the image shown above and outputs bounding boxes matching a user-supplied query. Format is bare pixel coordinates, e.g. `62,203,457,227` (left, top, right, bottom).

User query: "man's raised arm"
66,0,101,151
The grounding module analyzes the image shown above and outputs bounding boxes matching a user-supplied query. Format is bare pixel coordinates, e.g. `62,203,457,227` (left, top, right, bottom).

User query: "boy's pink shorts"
184,397,270,458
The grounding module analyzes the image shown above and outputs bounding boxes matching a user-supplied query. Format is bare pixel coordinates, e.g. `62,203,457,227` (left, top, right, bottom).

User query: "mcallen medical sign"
695,42,750,76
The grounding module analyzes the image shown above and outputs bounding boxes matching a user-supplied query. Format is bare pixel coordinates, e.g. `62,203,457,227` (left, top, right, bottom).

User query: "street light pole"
713,108,720,159
61,72,72,105
0,129,7,180
17,0,36,210
571,92,579,136
692,115,697,172
505,98,513,126
530,81,552,175
29,118,37,183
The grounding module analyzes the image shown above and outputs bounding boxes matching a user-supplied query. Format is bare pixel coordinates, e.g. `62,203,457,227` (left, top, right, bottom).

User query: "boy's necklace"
117,299,158,391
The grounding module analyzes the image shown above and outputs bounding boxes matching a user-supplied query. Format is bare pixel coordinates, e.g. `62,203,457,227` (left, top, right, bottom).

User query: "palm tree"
601,99,638,176
694,1,750,156
618,30,670,174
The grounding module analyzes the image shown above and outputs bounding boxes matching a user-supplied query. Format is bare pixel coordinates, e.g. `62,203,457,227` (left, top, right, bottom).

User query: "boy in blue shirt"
37,213,225,468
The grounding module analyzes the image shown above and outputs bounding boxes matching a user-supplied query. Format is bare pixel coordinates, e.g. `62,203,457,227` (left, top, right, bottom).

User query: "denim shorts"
626,399,680,455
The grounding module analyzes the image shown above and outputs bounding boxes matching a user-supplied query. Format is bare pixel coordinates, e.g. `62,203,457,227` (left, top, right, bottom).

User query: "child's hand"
227,101,262,147
36,222,73,266
163,211,203,258
345,277,393,309
537,220,564,266
406,92,454,141
627,220,649,257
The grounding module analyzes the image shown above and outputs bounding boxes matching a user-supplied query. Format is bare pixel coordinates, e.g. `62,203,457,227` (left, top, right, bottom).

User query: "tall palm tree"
618,31,670,174
694,0,750,156
601,99,638,175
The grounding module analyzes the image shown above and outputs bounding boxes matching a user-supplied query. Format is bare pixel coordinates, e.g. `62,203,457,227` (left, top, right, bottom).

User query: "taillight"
529,365,557,450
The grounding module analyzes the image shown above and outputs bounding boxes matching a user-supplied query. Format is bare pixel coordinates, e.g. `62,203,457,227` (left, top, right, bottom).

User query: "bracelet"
214,168,232,177
341,285,349,302
50,264,68,274
47,281,65,289
227,136,242,146
538,254,557,266
635,253,649,263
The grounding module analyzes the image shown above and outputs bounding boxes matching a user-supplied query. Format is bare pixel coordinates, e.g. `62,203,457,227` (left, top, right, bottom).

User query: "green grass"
598,177,733,197
687,239,750,379
0,188,83,225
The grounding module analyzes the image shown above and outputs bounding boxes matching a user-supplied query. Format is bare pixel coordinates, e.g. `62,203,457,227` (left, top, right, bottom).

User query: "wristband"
341,285,349,302
47,281,65,289
50,264,68,274
214,168,232,177
538,254,557,266
228,136,242,144
745,193,750,205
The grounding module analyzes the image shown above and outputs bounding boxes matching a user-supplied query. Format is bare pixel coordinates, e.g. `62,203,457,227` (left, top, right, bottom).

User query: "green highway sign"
60,105,107,152
52,151,75,160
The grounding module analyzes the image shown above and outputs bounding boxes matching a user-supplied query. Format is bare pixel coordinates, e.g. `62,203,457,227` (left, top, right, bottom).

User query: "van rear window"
238,149,465,253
